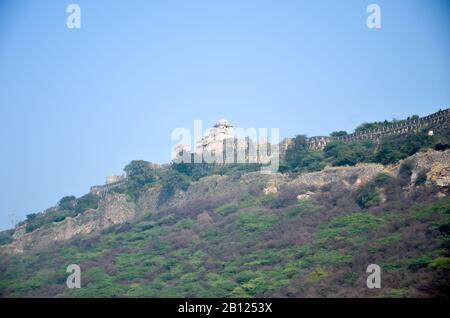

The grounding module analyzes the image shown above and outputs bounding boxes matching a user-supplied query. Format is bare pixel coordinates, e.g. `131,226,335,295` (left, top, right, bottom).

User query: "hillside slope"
0,150,449,297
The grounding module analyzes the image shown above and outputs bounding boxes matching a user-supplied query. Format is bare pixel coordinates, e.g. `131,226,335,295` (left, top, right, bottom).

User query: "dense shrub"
58,196,77,210
324,140,375,166
265,186,301,209
75,193,100,214
373,172,392,186
0,229,13,245
124,160,157,199
330,130,348,137
374,132,433,164
415,169,428,186
356,182,381,209
172,155,262,181
24,193,100,233
236,210,278,235
157,170,191,207
282,135,310,172
215,202,244,216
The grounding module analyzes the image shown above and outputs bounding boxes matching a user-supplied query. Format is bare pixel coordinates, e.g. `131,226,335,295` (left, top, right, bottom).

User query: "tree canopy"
124,160,157,198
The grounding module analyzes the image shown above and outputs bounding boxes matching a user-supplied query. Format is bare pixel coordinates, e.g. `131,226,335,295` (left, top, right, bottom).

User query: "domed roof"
214,118,232,127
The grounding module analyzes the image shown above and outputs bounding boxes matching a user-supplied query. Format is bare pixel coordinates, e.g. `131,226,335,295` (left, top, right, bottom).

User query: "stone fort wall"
90,108,448,195
308,108,449,150
90,179,128,196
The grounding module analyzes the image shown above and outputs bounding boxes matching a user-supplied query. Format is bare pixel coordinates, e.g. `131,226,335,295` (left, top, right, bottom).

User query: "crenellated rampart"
308,108,449,150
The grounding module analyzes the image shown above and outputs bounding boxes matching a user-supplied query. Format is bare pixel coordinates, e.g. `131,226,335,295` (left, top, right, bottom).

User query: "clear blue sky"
0,0,449,230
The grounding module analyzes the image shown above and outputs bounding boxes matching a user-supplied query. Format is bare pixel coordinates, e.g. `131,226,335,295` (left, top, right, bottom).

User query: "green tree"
158,170,190,207
324,140,374,166
58,196,77,210
330,130,348,137
171,154,212,181
124,160,156,198
300,151,327,172
374,132,432,164
75,193,99,213
26,213,38,221
284,135,309,171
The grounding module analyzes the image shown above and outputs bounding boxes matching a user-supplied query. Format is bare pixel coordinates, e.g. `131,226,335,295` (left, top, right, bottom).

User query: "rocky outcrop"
399,149,450,188
289,163,386,188
174,173,287,204
263,184,278,195
430,165,450,187
135,185,162,216
297,191,315,201
1,194,135,253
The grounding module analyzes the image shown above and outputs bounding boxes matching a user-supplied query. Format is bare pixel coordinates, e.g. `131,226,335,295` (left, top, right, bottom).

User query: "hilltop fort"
91,108,449,196
1,107,449,258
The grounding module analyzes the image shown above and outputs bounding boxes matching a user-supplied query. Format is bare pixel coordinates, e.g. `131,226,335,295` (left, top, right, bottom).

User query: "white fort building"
174,119,280,164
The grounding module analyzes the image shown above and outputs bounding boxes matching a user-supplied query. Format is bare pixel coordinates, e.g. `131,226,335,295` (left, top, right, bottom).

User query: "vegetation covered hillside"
0,154,449,297
0,113,449,298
